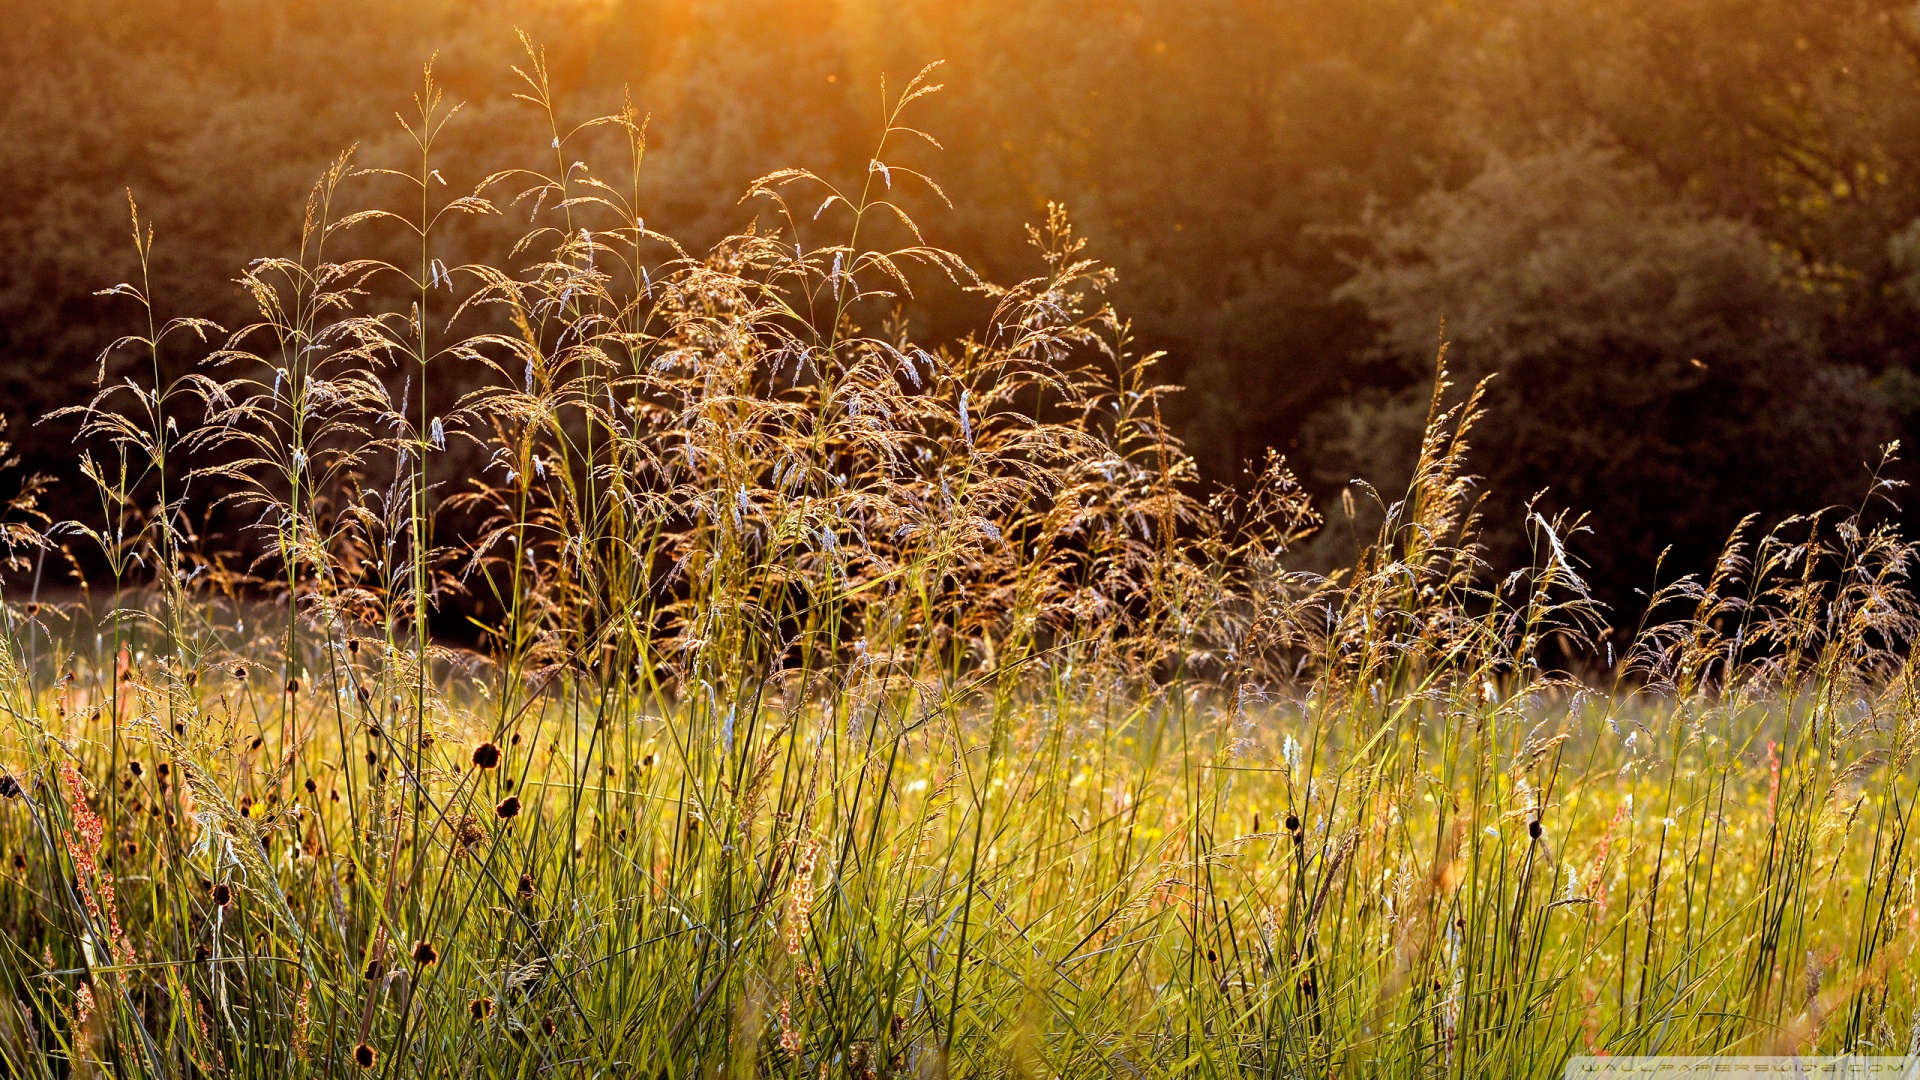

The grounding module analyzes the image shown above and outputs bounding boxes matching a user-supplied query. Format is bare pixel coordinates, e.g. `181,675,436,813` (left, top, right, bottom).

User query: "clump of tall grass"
0,45,1917,1078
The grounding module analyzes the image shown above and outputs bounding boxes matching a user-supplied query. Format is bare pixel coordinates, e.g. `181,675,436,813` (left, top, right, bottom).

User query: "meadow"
0,54,1917,1078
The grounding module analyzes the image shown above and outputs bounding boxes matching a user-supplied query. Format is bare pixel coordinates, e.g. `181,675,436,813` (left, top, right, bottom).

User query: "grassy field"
1,55,1918,1078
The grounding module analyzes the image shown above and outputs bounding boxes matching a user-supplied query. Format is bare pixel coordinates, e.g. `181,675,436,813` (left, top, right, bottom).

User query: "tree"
1317,140,1896,611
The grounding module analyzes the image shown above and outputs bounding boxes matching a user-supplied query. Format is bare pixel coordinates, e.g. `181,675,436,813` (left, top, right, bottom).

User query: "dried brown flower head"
470,742,502,770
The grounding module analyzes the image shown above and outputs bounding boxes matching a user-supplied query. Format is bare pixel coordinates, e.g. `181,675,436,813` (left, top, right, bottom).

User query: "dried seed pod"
470,742,502,770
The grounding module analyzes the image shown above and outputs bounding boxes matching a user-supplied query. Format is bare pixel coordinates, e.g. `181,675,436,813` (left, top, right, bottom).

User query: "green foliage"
1320,143,1897,602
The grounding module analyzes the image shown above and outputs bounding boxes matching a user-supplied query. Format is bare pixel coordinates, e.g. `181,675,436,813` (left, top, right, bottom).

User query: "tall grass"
0,48,1917,1078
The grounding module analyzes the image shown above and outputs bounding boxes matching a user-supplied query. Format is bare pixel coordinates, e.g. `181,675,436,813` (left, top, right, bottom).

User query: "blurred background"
7,0,1920,615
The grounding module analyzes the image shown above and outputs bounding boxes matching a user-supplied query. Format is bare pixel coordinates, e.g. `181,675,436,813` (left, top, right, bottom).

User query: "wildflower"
777,997,802,1057
785,835,823,956
292,983,312,1061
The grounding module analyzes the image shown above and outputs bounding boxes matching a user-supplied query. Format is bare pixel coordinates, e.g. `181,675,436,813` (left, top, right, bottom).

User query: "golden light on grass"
0,34,1913,1080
